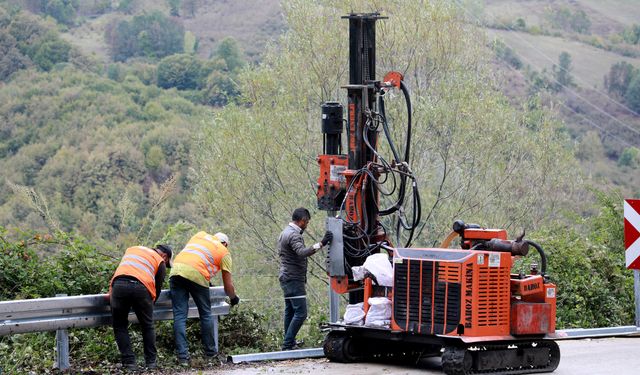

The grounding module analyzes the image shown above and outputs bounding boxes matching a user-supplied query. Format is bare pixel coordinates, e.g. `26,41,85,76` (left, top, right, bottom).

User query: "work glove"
230,295,240,307
321,231,333,246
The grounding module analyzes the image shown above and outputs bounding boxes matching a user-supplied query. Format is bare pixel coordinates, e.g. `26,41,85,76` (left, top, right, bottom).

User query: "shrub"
552,51,574,90
625,73,640,112
213,37,245,73
493,39,522,69
618,146,640,168
44,0,79,26
219,305,276,354
157,53,203,90
105,11,184,62
604,61,636,98
32,37,71,71
539,193,634,328
620,24,640,45
546,6,591,34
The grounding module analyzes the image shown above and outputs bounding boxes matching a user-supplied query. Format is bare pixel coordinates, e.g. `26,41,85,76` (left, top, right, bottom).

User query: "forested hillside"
0,0,636,373
480,0,640,196
0,1,246,248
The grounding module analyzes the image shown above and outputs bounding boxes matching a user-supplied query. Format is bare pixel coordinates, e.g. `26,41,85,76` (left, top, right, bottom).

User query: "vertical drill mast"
318,13,388,302
343,13,384,238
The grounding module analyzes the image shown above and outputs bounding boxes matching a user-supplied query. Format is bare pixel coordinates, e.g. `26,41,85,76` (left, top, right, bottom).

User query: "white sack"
365,297,392,327
343,302,365,325
362,253,394,287
351,266,367,282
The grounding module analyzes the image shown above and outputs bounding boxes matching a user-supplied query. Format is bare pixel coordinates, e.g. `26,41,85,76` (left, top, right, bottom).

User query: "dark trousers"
111,278,156,365
280,279,307,349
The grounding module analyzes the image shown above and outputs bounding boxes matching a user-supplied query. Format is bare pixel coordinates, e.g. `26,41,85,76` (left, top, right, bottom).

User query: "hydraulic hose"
378,81,414,217
400,81,412,163
525,240,547,276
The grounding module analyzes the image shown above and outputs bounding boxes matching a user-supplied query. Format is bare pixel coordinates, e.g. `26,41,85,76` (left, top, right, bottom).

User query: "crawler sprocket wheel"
323,330,363,363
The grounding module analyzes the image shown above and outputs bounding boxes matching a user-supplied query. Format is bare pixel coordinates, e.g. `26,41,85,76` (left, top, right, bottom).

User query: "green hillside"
481,0,640,196
57,0,283,63
0,2,246,247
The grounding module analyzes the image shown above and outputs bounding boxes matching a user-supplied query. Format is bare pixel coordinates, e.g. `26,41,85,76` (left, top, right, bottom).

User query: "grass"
59,0,283,64
489,29,640,88
579,0,640,26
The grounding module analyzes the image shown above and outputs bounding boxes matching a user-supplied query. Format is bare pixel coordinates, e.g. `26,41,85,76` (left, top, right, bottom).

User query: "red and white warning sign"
624,199,640,270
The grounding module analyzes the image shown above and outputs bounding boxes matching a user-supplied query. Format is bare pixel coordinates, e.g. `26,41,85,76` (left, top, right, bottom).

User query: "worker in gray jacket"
277,207,332,350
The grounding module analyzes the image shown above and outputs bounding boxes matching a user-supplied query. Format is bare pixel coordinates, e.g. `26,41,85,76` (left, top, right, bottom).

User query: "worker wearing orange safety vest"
169,231,239,366
109,244,172,371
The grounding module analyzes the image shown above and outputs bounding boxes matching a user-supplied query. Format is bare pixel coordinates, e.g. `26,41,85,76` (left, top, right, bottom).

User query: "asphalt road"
189,337,640,375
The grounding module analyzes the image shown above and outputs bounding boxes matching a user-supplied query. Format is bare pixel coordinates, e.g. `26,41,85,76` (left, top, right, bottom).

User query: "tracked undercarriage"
324,327,560,375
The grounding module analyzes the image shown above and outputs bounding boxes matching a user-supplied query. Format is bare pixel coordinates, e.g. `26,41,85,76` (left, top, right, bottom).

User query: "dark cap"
155,244,173,268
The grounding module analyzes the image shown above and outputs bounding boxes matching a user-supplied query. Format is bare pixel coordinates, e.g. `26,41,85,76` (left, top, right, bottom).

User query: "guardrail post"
213,315,219,353
54,294,70,372
635,270,640,328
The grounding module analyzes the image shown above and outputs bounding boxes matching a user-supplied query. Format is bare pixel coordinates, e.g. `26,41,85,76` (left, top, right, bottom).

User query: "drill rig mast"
316,13,561,375
318,13,420,302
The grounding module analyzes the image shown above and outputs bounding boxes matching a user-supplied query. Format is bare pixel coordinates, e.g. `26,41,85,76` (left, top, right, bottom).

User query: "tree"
117,0,136,14
182,0,197,18
202,69,238,105
214,37,245,72
44,0,78,26
547,7,591,34
605,61,636,98
167,0,181,17
570,10,591,34
618,147,640,168
576,131,604,161
156,53,202,90
553,51,573,91
0,31,32,81
625,73,640,113
621,24,640,45
32,37,70,71
105,11,184,62
494,39,522,69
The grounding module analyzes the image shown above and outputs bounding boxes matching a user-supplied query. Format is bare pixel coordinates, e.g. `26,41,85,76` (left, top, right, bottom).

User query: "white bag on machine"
364,297,392,327
351,253,394,287
343,302,365,325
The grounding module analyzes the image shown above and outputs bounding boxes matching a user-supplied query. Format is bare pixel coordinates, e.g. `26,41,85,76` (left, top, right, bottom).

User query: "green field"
489,29,640,88
579,0,640,26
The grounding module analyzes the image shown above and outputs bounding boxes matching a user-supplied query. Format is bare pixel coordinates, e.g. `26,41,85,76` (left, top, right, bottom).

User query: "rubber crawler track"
442,340,560,375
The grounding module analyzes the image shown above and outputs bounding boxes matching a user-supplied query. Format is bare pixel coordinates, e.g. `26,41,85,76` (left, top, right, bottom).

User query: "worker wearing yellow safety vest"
169,231,239,366
109,244,173,371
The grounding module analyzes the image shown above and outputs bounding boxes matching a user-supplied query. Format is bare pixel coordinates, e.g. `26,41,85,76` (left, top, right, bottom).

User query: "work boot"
145,361,157,370
122,362,139,372
281,339,305,351
205,353,226,366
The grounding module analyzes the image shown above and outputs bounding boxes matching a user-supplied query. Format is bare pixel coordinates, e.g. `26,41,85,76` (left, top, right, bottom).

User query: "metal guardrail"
556,325,640,339
0,287,230,370
0,287,229,335
231,348,325,364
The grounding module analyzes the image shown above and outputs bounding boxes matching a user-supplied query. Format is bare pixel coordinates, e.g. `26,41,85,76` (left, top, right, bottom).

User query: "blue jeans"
170,276,217,360
280,279,307,350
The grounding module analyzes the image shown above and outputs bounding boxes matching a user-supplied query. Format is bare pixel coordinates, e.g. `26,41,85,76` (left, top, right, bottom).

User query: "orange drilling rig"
316,13,560,374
